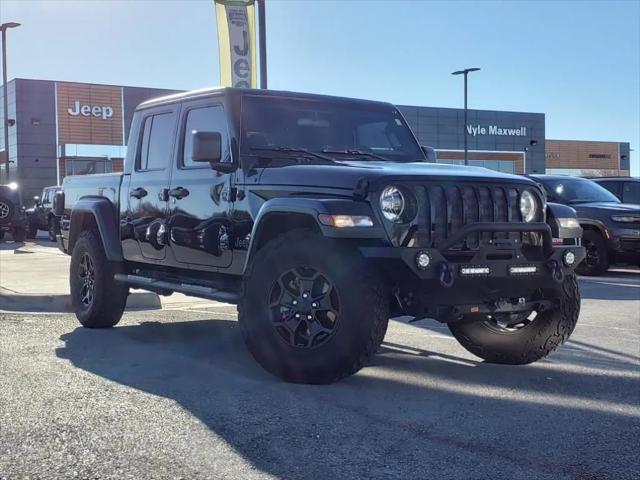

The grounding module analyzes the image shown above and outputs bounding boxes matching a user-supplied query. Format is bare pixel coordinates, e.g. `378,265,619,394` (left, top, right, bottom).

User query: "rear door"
623,182,640,204
165,98,234,268
126,106,178,261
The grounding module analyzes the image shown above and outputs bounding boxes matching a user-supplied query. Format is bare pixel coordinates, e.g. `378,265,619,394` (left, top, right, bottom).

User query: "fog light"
563,250,576,266
509,265,537,275
415,251,431,270
460,266,490,276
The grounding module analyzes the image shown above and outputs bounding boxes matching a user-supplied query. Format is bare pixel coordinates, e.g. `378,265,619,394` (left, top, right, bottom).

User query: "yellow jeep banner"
214,0,258,88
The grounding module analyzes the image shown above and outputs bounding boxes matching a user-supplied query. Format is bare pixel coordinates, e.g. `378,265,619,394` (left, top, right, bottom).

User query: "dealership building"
0,78,633,201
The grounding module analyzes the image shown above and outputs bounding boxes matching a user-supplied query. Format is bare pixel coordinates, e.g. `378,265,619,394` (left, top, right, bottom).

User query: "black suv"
0,182,27,242
58,88,585,384
531,174,640,274
26,185,61,241
591,177,640,205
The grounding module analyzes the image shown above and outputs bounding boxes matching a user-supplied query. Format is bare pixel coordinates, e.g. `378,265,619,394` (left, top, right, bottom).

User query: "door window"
182,105,230,168
623,182,640,204
137,112,174,171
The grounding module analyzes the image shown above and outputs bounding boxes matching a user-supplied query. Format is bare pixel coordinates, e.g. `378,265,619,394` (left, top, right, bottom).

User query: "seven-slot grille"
415,183,528,249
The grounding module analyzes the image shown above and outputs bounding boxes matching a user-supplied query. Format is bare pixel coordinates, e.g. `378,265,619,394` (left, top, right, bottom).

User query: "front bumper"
608,227,640,258
361,222,585,285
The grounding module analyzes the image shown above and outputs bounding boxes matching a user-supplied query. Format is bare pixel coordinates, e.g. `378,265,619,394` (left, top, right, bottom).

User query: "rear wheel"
448,273,580,364
70,230,128,328
238,230,389,384
576,230,609,276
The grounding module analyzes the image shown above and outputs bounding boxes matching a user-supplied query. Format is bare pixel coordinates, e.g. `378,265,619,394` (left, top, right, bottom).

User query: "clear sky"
2,0,639,174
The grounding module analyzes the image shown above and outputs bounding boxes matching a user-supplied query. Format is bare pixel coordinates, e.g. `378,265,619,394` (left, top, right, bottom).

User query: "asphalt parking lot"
1,240,639,479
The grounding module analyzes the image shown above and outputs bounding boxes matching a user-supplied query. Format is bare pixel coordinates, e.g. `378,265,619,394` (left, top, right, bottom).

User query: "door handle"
168,187,190,199
130,187,148,199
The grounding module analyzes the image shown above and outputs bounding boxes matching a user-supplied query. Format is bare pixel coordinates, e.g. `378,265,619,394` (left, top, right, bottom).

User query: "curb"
0,291,161,314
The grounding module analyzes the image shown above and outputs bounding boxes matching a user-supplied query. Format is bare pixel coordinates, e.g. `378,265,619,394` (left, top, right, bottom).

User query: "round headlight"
520,190,537,222
380,186,405,222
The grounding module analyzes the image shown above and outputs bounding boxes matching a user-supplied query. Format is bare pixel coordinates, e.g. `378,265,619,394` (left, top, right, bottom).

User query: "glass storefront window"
65,159,114,176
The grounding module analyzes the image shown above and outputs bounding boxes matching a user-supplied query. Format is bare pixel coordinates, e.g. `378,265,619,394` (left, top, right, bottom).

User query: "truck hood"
572,202,640,214
256,160,535,190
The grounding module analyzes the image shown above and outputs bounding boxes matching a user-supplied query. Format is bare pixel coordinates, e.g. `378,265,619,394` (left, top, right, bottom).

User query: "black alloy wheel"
78,252,96,308
270,266,340,349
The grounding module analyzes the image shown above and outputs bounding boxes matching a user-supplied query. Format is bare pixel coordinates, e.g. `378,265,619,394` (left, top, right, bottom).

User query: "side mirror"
192,131,222,163
191,131,236,173
421,145,437,162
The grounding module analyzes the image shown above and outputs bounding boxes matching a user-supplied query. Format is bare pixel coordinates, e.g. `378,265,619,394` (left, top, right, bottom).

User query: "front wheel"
238,230,389,384
576,230,609,276
448,273,580,364
70,230,128,328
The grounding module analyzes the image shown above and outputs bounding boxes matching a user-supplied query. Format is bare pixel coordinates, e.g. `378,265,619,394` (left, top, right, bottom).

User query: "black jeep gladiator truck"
58,87,585,384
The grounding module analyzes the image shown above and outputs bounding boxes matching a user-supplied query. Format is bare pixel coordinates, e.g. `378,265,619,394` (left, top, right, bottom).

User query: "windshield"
539,177,621,204
240,95,423,162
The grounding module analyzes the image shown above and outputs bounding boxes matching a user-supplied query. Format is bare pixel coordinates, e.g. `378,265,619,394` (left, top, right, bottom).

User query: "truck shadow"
55,315,640,479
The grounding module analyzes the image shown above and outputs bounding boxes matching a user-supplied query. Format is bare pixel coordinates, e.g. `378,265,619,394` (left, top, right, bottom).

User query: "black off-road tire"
70,230,128,328
238,229,389,384
448,273,580,364
576,230,609,276
11,226,26,242
48,216,59,242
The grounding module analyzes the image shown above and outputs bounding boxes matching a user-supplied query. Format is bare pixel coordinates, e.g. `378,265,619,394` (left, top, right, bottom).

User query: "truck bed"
62,173,124,211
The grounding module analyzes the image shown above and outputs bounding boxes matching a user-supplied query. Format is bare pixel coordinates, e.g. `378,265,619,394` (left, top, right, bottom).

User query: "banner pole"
258,0,267,89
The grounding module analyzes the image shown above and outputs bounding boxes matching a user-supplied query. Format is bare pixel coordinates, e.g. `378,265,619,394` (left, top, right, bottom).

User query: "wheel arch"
68,197,123,261
242,197,385,274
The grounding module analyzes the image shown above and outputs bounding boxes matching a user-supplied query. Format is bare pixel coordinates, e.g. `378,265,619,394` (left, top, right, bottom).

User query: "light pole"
257,0,267,89
1,22,20,182
524,139,538,174
451,67,480,166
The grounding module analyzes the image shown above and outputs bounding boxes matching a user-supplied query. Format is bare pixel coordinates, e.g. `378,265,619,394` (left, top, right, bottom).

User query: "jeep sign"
67,101,114,120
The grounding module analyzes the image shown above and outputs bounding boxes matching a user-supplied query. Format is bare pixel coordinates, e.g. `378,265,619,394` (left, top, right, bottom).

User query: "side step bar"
114,273,240,304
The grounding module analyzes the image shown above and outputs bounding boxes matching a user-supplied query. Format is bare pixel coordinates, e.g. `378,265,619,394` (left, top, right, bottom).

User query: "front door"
127,107,177,261
166,100,234,268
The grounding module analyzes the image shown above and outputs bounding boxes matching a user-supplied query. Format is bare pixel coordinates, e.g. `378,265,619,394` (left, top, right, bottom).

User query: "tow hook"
438,262,455,288
547,259,565,284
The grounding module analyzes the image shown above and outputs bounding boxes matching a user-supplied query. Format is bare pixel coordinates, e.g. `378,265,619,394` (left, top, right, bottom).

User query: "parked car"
0,182,27,242
591,177,640,204
531,174,640,275
26,185,61,241
59,87,584,384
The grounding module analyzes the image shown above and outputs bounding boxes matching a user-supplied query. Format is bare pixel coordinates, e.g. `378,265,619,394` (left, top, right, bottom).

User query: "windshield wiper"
321,148,389,161
251,145,336,163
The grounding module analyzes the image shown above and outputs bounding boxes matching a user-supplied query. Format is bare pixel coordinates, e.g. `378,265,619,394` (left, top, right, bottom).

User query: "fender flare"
577,218,608,238
243,196,385,273
69,196,123,261
546,202,583,238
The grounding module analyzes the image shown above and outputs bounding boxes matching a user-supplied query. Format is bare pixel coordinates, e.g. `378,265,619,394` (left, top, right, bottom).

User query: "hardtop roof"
136,86,395,111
